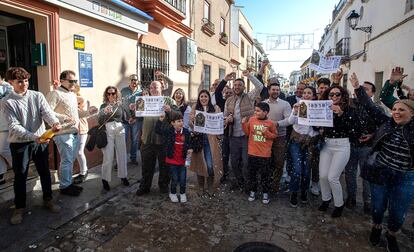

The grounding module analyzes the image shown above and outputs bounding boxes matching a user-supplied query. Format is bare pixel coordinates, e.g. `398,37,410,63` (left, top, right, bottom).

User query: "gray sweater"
3,90,59,143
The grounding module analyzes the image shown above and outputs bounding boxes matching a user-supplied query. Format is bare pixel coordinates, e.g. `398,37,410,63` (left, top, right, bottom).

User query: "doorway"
0,11,37,90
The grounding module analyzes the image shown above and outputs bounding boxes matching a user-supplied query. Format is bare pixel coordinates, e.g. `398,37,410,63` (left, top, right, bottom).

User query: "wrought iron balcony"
201,18,215,36
335,37,350,56
246,56,256,70
219,32,228,45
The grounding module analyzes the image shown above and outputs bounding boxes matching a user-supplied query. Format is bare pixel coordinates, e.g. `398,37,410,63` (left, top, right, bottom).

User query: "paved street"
9,167,413,252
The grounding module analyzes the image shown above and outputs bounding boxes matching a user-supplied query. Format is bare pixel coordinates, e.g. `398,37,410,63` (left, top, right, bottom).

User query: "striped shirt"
377,127,411,171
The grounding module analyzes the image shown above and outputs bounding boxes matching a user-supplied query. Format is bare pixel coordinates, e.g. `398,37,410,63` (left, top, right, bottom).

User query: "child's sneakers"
248,191,255,202
180,193,187,203
169,193,179,203
262,193,270,204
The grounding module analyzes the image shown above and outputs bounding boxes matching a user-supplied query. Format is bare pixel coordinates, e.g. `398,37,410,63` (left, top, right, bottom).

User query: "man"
136,80,176,196
214,72,235,183
3,67,61,224
224,71,264,190
210,79,220,106
256,60,286,101
316,77,331,100
286,82,305,107
0,72,12,185
47,70,83,196
344,81,378,214
264,83,291,192
380,66,410,109
121,74,142,165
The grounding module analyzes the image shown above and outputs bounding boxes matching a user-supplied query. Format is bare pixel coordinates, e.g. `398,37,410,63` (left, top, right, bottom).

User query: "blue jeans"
203,136,214,177
370,167,414,232
123,119,143,161
169,165,187,194
345,145,371,203
54,133,80,189
288,140,310,193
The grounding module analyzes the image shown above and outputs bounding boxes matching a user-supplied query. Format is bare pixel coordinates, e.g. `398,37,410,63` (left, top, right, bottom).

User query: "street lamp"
347,10,372,33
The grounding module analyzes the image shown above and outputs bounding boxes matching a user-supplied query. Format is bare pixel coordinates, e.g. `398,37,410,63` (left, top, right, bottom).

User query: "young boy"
242,102,277,204
156,110,192,203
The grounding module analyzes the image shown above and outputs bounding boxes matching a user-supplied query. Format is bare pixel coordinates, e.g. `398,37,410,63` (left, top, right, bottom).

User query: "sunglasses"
131,79,138,82
62,79,78,84
328,92,342,97
107,92,116,96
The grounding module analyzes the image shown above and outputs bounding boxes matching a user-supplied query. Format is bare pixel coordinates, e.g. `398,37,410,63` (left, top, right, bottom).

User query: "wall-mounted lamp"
347,10,372,33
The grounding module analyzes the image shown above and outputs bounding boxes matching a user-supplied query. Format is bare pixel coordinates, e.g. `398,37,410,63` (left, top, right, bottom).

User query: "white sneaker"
180,193,187,203
311,182,320,196
262,193,270,204
169,193,179,203
248,191,255,202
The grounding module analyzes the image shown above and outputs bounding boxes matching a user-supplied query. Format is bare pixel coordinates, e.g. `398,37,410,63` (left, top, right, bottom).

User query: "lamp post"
346,10,372,33
347,10,372,33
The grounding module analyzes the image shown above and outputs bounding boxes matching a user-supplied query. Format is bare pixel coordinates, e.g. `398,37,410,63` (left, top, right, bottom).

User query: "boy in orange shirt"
242,102,277,204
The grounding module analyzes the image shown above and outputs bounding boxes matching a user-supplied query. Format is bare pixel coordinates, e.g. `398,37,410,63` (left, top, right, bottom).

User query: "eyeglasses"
62,79,78,84
328,92,342,97
107,92,116,96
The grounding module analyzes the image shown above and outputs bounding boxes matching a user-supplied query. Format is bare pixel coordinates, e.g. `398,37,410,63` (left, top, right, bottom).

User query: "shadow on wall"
115,57,129,89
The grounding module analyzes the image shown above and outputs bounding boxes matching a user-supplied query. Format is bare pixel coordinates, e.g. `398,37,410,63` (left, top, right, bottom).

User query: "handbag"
86,106,118,151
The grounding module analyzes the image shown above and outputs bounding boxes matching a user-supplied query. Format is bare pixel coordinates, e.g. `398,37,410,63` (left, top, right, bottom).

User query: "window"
140,43,170,88
220,17,225,34
406,0,414,13
219,68,225,80
164,0,186,14
203,64,211,90
241,39,245,58
203,1,210,20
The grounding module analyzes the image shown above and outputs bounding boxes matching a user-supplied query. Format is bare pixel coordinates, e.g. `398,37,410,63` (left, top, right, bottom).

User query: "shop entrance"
0,11,37,90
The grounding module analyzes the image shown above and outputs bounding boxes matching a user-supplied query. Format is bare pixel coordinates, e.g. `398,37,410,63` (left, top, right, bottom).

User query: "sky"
236,0,339,78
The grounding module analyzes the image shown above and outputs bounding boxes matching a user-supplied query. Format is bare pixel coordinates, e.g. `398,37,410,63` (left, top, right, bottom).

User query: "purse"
86,106,118,151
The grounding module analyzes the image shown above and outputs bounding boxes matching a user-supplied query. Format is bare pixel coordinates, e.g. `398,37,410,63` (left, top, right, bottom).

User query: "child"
242,102,277,204
156,110,192,203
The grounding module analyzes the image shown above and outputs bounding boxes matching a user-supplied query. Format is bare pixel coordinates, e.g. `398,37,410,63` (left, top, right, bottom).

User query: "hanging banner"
135,96,164,117
297,100,333,127
193,110,224,135
308,50,341,74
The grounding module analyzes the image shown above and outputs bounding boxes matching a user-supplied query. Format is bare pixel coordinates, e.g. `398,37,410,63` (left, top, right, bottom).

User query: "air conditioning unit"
179,37,196,67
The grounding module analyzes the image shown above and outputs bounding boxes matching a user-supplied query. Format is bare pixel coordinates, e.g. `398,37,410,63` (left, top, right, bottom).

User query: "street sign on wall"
74,34,85,51
78,52,93,87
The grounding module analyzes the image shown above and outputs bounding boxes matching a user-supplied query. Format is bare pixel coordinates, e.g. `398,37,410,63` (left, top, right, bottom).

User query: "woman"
98,86,130,191
351,73,414,252
287,86,319,207
73,84,89,184
189,90,223,196
318,85,360,218
172,88,191,130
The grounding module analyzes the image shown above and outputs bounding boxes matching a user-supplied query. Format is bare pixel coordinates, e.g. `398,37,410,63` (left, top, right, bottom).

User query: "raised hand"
390,67,408,84
349,72,360,89
242,70,250,77
331,68,343,84
224,72,236,81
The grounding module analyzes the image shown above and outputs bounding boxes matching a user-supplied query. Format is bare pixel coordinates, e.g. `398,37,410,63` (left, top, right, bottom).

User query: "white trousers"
0,131,12,175
101,121,127,182
319,138,350,207
77,134,88,175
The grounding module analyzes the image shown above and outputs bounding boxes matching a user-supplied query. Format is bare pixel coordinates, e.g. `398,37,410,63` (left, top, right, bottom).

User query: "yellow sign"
74,34,85,51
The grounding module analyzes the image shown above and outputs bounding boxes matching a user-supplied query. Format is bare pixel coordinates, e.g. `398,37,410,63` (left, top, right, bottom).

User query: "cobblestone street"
26,173,414,252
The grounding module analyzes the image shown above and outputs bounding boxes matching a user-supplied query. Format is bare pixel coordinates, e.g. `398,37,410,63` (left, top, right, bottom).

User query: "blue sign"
78,52,93,87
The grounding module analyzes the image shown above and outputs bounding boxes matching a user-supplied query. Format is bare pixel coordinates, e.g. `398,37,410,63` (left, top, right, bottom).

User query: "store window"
139,43,169,88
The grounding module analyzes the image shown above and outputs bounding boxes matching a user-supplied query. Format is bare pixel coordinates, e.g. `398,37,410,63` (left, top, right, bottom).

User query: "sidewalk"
0,162,141,252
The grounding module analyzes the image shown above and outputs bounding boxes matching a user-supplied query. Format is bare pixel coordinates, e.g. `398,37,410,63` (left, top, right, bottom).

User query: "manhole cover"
234,242,287,252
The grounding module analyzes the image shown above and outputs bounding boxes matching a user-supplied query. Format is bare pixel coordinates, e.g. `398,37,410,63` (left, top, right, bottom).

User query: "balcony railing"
201,18,215,36
219,32,228,45
246,56,256,70
335,37,350,56
164,0,186,15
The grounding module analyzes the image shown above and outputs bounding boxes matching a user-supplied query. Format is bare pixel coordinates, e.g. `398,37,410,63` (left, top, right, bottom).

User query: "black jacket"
355,86,414,168
256,74,286,101
155,121,192,160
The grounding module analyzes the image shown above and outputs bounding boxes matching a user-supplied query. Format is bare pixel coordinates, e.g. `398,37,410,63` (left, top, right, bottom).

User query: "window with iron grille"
203,64,211,90
164,0,186,15
139,43,169,88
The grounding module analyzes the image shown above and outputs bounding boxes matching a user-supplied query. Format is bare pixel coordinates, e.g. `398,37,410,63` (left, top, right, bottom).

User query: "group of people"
0,63,413,252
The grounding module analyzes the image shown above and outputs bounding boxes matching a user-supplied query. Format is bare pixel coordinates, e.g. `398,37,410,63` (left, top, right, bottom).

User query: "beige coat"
189,105,223,183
